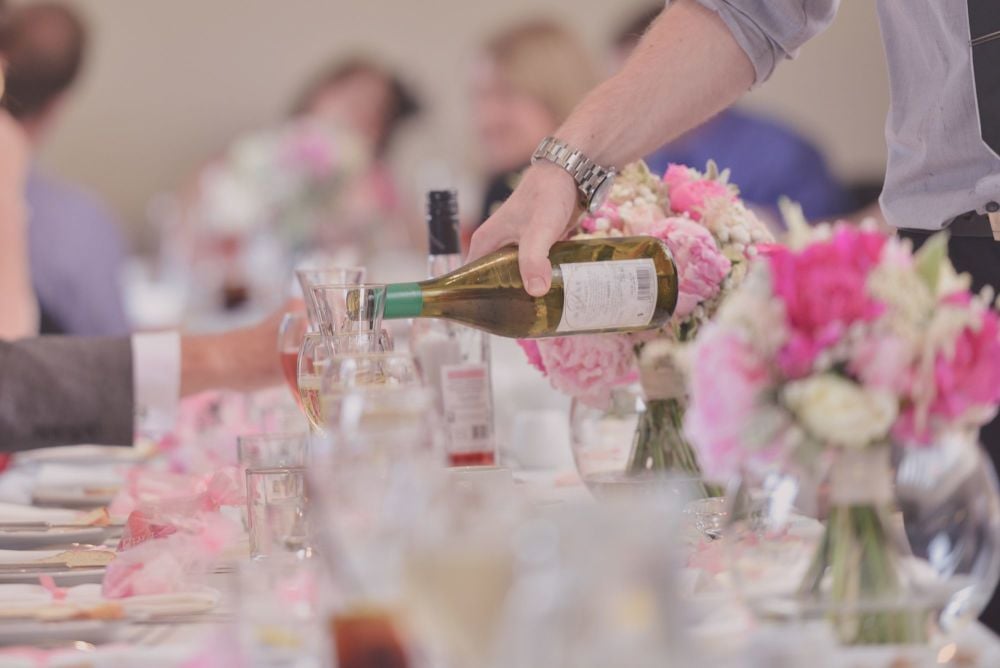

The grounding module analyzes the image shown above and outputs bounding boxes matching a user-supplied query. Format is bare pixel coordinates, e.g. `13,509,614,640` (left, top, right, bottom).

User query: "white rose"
782,374,897,449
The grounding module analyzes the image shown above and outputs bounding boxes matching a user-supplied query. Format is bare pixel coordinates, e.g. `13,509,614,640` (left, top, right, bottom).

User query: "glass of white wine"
319,352,423,434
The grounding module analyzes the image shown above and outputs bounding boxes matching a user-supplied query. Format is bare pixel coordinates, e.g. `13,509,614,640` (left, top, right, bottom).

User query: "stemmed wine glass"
278,312,310,407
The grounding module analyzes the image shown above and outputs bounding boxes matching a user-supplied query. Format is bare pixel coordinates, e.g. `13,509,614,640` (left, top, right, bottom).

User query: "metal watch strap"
531,136,615,210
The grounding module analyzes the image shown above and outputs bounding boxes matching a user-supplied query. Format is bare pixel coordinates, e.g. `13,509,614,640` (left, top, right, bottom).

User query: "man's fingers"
518,221,566,296
468,217,512,262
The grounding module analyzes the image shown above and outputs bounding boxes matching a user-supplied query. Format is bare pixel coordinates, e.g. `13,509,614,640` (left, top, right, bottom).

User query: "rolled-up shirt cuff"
131,331,180,436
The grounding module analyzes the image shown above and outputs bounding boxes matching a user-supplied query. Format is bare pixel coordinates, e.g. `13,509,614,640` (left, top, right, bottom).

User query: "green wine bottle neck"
384,282,424,319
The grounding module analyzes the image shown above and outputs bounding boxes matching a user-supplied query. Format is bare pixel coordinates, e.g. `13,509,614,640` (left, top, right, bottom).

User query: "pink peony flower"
663,163,735,221
580,202,621,233
848,334,915,395
535,335,637,408
766,226,887,377
685,326,775,480
517,339,546,373
929,308,1000,420
643,217,731,320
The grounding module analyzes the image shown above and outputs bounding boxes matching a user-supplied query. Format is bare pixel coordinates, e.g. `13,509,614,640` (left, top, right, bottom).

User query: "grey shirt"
694,0,1000,230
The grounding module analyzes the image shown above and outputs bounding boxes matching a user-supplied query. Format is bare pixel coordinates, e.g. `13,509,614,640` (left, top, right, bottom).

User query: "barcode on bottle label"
440,363,495,453
556,258,658,333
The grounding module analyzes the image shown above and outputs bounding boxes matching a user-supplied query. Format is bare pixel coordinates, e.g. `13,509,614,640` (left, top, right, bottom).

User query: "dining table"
0,438,997,667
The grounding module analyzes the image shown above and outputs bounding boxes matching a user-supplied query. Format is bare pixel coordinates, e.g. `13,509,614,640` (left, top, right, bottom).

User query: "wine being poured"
349,236,678,339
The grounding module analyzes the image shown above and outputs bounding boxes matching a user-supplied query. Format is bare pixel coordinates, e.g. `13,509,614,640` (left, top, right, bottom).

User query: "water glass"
234,554,327,667
237,432,310,470
246,466,310,560
311,283,386,336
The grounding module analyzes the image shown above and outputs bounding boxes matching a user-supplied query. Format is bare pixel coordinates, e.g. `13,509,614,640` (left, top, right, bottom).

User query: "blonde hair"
483,20,597,124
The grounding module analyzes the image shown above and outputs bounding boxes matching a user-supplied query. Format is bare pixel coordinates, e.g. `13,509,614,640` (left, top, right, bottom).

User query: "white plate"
15,445,142,467
0,503,77,525
0,568,106,587
0,618,121,647
0,527,107,550
31,487,116,510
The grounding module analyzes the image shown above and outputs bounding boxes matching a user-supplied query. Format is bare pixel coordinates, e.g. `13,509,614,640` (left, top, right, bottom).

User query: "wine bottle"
378,236,677,338
411,191,496,466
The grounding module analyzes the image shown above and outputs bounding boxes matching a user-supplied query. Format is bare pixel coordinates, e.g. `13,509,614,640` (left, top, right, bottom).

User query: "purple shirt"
26,167,130,336
645,108,853,222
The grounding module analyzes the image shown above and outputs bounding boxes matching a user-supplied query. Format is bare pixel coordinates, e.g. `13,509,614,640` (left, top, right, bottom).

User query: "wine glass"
296,333,334,432
278,311,310,406
320,351,423,434
295,267,366,328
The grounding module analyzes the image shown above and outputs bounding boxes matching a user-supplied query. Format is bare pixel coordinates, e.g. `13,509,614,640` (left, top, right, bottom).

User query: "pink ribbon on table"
38,575,67,601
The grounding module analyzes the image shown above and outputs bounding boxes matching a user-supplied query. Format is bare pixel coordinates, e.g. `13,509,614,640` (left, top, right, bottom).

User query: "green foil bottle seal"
384,282,424,319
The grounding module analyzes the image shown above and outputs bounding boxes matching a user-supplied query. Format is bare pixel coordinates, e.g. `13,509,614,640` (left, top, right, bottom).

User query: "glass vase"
569,384,717,499
723,436,1000,646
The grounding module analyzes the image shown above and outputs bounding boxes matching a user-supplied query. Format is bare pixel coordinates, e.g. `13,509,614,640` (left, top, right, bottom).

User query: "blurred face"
305,70,392,149
470,57,558,173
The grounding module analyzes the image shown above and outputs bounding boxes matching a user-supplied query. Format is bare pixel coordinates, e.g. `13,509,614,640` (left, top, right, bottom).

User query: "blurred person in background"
470,20,598,231
175,55,422,316
0,68,37,340
0,2,130,336
290,55,423,250
0,60,287,449
613,4,853,223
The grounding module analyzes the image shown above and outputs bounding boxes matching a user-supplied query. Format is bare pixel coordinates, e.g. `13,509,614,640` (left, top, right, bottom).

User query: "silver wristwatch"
531,136,617,214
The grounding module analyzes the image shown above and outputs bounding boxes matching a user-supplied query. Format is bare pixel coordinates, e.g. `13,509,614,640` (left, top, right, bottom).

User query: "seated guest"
0,72,285,450
470,21,598,230
0,2,130,336
290,56,423,251
0,87,38,339
614,5,853,222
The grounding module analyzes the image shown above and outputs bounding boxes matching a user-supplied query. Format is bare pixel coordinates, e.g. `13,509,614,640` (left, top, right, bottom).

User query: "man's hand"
468,163,578,296
467,0,755,296
180,300,304,396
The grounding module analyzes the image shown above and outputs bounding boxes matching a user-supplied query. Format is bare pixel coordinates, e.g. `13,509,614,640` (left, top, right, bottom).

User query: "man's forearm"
557,0,754,166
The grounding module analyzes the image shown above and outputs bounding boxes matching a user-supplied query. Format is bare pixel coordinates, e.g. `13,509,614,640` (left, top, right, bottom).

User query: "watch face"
588,175,615,214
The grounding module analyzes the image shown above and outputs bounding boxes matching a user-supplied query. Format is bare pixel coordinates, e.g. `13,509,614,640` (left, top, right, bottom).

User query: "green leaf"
913,231,949,292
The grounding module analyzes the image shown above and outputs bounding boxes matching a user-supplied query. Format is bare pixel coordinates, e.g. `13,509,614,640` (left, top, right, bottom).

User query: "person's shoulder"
719,108,821,154
26,169,120,225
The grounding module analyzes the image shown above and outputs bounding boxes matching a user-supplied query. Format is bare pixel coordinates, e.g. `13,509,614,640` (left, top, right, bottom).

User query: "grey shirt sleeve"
0,336,134,450
693,0,840,84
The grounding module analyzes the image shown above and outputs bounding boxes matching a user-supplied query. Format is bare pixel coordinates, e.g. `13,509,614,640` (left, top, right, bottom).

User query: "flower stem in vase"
625,398,721,498
797,448,926,645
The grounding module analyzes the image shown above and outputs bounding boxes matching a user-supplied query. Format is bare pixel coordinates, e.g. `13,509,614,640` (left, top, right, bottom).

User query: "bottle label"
440,363,494,454
557,258,657,333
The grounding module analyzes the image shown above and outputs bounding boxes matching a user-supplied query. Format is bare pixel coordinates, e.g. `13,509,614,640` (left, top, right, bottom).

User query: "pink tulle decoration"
104,513,240,599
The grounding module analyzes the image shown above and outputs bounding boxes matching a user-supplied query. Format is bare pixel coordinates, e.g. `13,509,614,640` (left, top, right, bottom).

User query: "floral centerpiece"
519,161,773,482
196,119,370,252
686,212,1000,643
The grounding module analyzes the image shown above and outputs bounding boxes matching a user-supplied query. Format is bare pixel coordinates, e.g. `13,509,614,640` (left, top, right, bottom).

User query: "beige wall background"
22,0,889,248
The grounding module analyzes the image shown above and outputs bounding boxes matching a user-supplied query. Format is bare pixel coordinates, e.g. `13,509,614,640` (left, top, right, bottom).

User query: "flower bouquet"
196,118,370,252
519,161,773,485
686,211,1000,644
